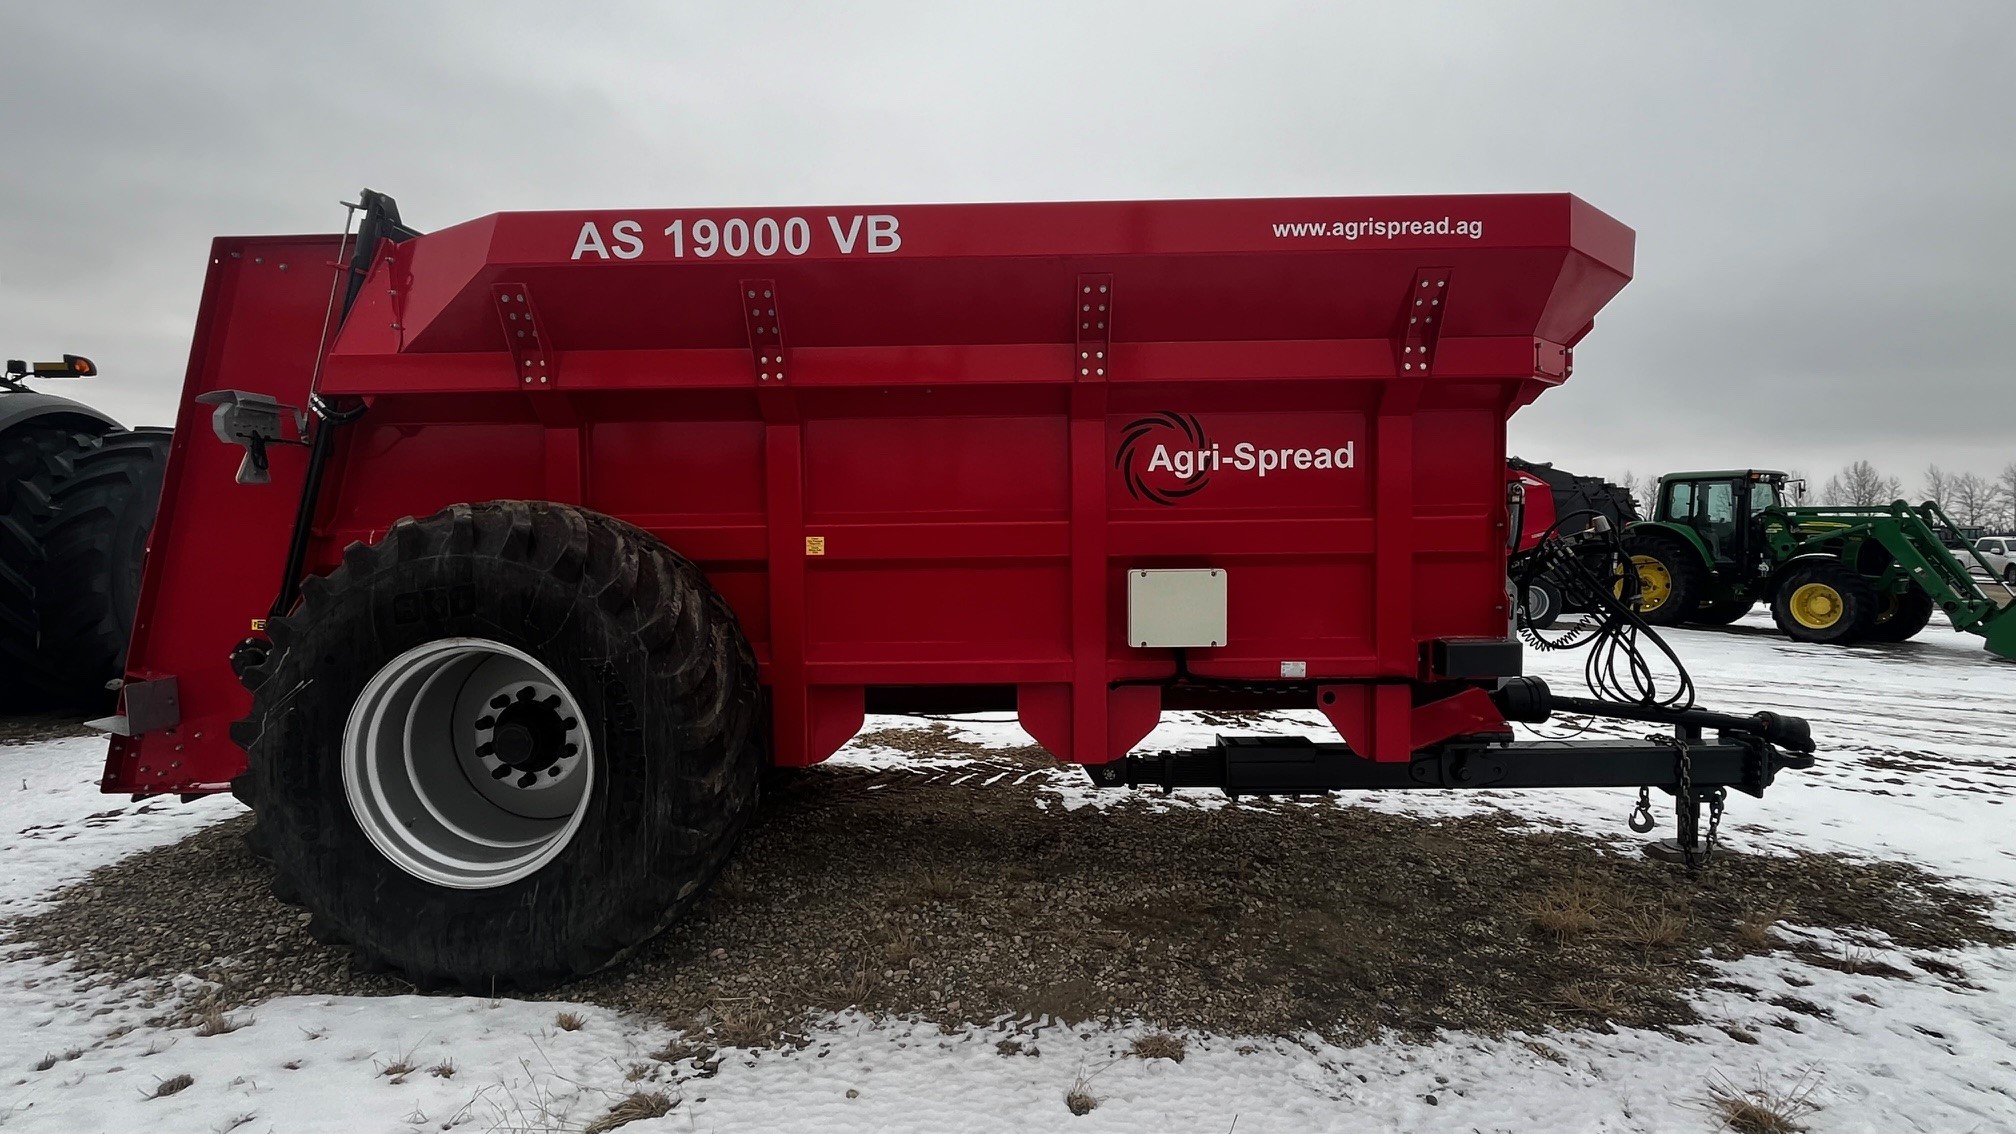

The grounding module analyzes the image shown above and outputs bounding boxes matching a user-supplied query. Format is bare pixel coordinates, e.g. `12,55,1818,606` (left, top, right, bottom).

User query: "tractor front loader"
1622,470,2016,658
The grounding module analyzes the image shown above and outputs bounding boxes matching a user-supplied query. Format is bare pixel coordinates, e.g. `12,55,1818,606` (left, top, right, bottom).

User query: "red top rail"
323,194,1630,392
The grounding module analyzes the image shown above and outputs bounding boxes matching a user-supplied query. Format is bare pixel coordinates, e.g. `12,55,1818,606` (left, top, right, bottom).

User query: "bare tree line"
1610,462,2016,532
1906,463,2015,530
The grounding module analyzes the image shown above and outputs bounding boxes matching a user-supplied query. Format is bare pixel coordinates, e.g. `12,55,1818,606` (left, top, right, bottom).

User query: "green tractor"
1621,469,2016,659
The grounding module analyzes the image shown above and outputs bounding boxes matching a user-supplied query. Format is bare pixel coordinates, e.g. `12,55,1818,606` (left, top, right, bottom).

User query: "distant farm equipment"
1621,469,2015,658
1,356,171,710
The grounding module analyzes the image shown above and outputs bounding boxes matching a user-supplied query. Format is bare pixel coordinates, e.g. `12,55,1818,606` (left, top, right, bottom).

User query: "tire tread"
236,500,761,991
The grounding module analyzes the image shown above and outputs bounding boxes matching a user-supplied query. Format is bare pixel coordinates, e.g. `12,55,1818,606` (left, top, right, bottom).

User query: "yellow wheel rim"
1631,554,1673,611
1789,582,1845,629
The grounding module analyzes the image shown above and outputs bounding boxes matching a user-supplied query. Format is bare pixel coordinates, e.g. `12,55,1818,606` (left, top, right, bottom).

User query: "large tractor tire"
234,501,763,991
1770,561,1878,646
1862,586,1936,643
1690,595,1755,626
1620,532,1704,626
0,422,104,711
29,428,171,708
1518,576,1562,630
2,425,168,711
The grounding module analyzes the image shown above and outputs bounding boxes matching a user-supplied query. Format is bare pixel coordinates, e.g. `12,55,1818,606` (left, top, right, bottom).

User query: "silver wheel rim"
1524,585,1553,621
342,638,594,890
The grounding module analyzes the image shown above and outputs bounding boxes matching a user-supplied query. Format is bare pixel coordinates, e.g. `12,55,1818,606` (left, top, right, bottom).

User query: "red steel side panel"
103,237,341,793
108,195,1632,793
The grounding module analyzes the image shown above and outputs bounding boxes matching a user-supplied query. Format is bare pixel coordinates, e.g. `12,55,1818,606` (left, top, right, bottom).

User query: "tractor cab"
1651,470,1794,573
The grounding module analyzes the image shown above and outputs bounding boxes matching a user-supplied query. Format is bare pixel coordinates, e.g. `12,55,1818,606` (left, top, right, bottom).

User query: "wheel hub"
342,638,594,890
477,688,579,786
1789,582,1843,629
1632,554,1673,610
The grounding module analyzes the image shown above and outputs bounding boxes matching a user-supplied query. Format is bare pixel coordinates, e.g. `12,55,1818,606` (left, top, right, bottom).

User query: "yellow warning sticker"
805,536,826,556
250,618,267,631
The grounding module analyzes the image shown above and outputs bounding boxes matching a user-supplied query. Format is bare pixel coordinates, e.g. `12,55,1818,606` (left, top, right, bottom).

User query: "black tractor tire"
1863,586,1936,643
1690,595,1755,626
1620,532,1705,627
234,501,763,991
0,422,103,712
1518,577,1562,630
29,428,172,709
1770,561,1879,646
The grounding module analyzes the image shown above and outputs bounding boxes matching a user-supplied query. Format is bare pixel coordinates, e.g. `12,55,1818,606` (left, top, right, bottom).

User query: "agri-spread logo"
1115,412,1358,506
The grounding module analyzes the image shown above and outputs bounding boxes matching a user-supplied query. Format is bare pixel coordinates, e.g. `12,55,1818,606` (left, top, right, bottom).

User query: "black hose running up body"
1513,510,1697,712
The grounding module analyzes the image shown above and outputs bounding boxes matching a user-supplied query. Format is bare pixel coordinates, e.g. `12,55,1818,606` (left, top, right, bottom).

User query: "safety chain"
1648,731,1725,868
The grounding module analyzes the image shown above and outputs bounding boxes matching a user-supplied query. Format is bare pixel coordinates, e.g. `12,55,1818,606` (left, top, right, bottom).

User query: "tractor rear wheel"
0,421,164,706
1770,562,1878,646
234,501,763,991
31,428,172,708
1620,533,1703,626
0,423,107,712
1862,586,1936,643
1691,595,1755,626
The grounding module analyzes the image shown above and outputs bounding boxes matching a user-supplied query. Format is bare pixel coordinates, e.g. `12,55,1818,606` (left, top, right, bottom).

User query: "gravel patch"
7,737,2007,1049
0,714,95,746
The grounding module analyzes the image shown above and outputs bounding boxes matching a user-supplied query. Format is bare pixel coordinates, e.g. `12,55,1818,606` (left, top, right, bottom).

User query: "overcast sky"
4,1,2011,491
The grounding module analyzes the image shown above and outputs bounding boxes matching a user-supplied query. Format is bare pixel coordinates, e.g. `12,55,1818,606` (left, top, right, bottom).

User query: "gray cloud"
3,0,2010,491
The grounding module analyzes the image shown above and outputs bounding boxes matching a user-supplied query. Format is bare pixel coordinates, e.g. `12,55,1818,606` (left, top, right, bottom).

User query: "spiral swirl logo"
1116,411,1213,506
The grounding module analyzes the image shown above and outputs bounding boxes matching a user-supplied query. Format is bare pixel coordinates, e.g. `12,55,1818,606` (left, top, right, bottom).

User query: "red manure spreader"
98,191,1812,988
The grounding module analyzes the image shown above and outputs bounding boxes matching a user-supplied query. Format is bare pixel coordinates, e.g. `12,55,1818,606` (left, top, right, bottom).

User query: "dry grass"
1130,1033,1186,1062
914,868,968,902
193,1006,249,1037
582,1090,675,1133
1528,879,1604,942
428,1060,456,1079
1802,947,1908,979
1736,908,1785,951
32,1050,81,1072
1065,1086,1099,1116
150,1073,195,1098
376,1042,420,1081
1550,982,1626,1019
1701,1069,1821,1133
217,1114,256,1133
881,927,919,966
710,999,786,1049
1621,905,1690,949
842,965,881,1006
554,1010,586,1031
650,1037,703,1066
1521,1040,1568,1065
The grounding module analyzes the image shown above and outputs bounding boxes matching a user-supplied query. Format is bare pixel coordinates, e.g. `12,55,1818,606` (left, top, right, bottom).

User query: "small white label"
1280,661,1307,679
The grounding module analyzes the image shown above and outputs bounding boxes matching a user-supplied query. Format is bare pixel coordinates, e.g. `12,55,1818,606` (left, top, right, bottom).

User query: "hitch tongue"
195,390,307,485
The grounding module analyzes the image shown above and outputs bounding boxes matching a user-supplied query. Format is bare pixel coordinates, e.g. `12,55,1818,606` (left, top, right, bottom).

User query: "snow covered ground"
3,610,2014,1133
